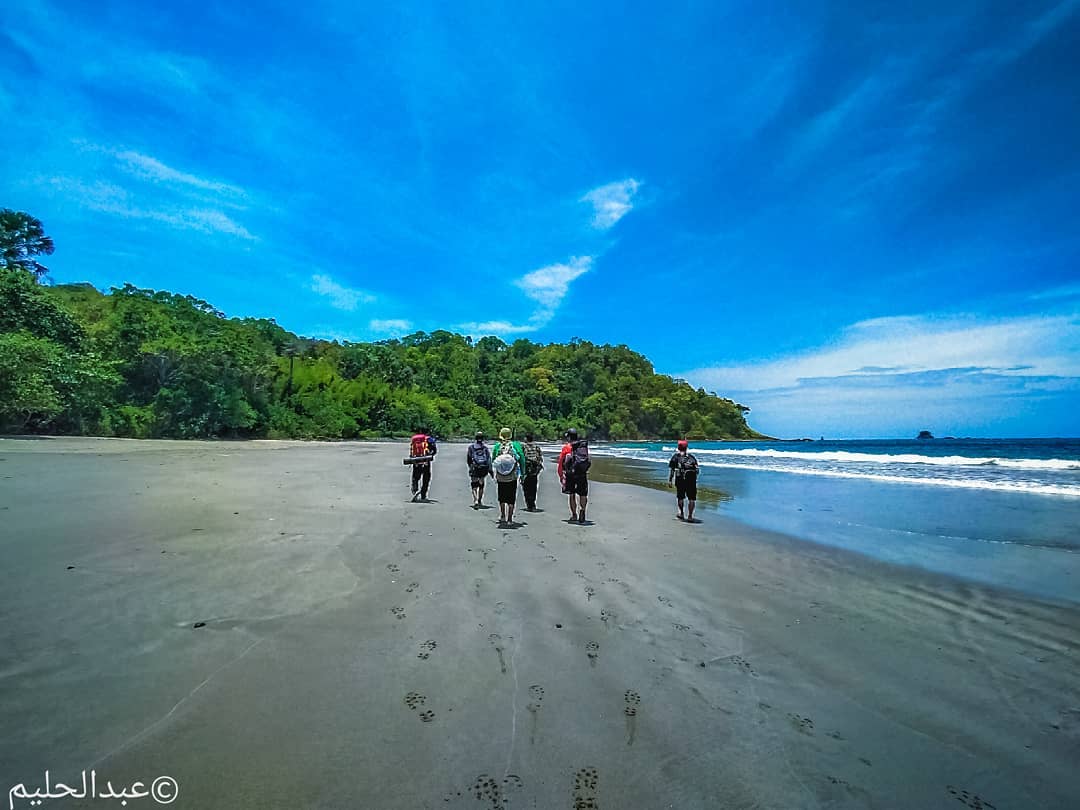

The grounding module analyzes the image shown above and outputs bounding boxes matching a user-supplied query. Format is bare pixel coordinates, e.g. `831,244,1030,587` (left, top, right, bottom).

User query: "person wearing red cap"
668,439,700,521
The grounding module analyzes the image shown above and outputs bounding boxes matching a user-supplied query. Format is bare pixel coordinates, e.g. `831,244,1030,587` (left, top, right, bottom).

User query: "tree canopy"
0,210,766,441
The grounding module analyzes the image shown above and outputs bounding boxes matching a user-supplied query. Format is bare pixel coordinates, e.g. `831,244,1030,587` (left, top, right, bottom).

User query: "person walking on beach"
466,431,493,508
492,427,526,526
557,428,591,523
520,432,544,511
409,428,437,502
668,439,699,521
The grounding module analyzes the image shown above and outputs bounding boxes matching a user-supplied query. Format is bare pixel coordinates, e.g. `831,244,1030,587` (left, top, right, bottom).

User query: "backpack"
410,434,430,457
677,453,699,477
468,442,491,475
493,442,519,482
564,440,590,476
522,443,543,476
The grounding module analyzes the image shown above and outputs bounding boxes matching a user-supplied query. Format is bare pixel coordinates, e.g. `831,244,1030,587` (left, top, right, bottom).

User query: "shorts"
675,475,697,501
562,475,588,496
497,480,518,505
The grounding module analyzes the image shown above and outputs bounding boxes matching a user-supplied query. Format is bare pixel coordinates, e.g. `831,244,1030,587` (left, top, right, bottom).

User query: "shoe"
579,511,586,523
411,492,420,502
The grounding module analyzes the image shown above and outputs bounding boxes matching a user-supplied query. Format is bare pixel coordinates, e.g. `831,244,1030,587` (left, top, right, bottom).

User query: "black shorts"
675,475,697,501
562,475,588,496
497,480,518,504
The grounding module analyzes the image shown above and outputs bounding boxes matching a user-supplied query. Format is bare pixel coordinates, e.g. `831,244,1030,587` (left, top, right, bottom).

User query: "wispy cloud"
369,318,413,335
44,166,255,240
1030,282,1080,302
516,256,592,311
457,320,541,337
116,151,246,198
581,179,641,229
460,256,594,336
681,313,1080,436
310,274,375,311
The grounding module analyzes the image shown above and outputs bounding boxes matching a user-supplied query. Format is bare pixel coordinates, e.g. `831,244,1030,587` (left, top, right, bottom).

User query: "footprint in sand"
474,578,483,598
527,684,545,744
730,655,758,676
387,563,400,573
584,586,595,601
657,595,673,608
419,709,435,723
494,601,506,614
404,691,426,710
787,713,815,735
572,767,600,810
946,786,997,810
489,633,508,674
418,639,437,659
390,606,406,620
405,582,419,593
624,690,641,746
462,773,524,809
673,622,691,632
600,609,617,629
585,641,599,667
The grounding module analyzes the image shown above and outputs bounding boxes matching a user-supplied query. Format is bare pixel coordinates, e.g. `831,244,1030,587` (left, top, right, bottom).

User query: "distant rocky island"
916,430,934,439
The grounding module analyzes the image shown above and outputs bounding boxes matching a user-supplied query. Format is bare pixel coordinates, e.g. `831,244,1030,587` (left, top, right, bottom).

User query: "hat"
677,439,689,450
493,452,517,477
565,428,578,439
475,431,484,440
499,427,512,441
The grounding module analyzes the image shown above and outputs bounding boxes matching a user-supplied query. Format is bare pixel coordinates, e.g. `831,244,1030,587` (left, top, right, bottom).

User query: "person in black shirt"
668,439,699,521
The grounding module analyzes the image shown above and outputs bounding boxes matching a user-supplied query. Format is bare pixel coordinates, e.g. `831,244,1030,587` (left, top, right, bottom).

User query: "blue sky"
2,0,1079,438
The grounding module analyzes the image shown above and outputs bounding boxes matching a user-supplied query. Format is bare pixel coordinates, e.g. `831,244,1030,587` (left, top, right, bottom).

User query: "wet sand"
1,438,1078,809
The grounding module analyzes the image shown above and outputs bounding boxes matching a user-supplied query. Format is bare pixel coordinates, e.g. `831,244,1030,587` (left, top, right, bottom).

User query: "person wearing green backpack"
520,432,544,511
491,427,526,526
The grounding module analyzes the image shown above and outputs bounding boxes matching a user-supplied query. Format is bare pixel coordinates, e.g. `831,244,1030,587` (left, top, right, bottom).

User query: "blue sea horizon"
597,438,1080,604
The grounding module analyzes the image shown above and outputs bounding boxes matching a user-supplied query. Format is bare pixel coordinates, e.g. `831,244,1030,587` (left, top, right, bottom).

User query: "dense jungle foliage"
0,210,764,441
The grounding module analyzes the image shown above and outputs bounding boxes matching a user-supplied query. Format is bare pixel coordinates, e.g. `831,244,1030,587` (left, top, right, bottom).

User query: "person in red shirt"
409,429,437,501
557,428,590,523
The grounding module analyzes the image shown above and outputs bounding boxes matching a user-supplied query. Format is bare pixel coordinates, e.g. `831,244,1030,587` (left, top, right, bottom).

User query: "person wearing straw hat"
491,427,525,526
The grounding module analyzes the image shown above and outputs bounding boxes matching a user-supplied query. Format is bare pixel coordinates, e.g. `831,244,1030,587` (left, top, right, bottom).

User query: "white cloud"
44,175,255,239
460,256,593,337
369,318,413,334
515,256,592,311
581,179,641,229
116,151,246,198
680,312,1080,438
457,320,541,337
310,274,375,311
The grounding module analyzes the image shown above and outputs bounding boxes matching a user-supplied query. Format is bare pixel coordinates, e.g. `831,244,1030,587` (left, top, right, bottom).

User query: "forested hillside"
0,212,765,441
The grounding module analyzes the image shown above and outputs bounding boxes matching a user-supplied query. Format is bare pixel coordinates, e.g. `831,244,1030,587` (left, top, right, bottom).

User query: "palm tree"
0,209,55,279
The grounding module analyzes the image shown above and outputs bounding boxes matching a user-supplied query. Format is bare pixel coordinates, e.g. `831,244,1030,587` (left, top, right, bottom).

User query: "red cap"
677,439,688,449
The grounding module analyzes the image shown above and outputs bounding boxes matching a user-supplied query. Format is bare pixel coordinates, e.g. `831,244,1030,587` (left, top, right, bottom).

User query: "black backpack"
468,442,491,474
564,440,590,475
678,453,699,477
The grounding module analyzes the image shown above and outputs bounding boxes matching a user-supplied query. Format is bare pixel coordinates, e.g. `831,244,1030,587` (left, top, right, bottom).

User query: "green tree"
0,210,55,279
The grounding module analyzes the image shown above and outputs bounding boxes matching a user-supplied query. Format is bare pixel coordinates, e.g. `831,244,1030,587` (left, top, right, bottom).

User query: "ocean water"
594,439,1080,603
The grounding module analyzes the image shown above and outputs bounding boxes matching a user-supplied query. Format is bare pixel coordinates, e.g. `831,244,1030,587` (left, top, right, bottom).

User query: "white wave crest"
652,447,1080,471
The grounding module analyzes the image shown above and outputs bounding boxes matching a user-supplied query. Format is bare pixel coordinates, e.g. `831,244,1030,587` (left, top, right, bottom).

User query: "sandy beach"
1,438,1078,809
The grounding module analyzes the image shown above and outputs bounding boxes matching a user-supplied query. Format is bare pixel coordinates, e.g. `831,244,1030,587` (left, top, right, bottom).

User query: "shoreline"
2,439,1077,809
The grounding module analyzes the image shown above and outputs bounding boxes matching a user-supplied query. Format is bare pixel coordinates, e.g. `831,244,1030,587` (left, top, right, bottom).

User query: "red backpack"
410,434,430,457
